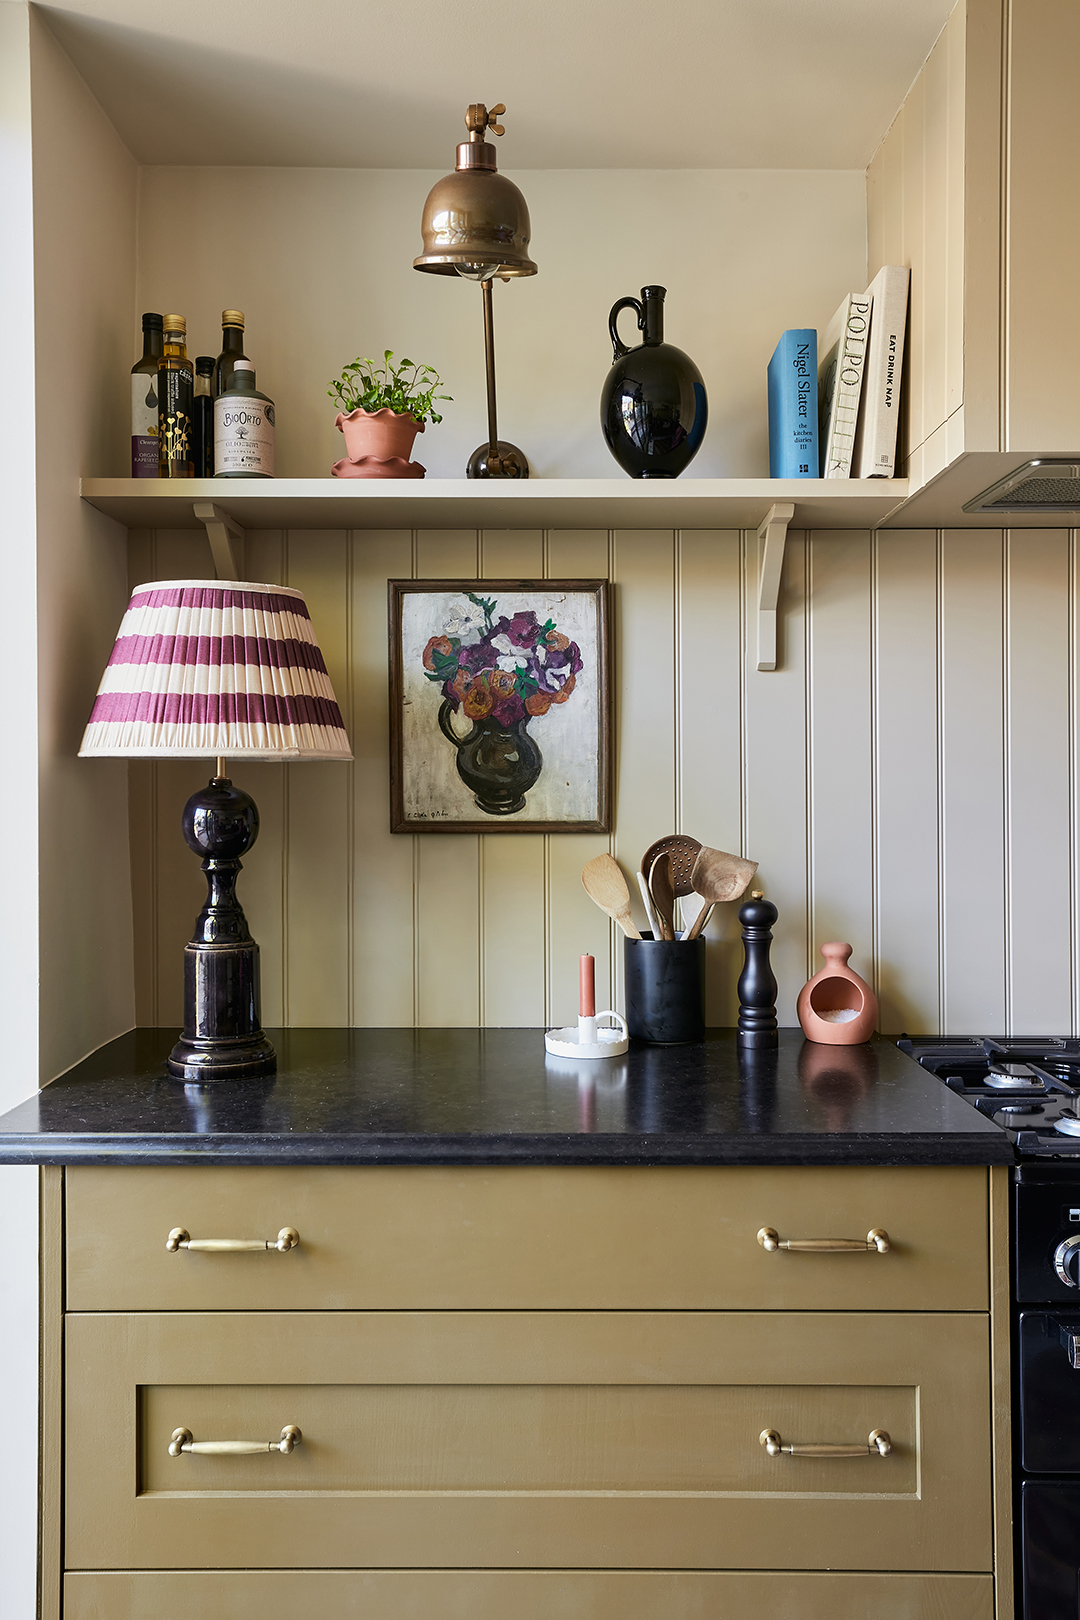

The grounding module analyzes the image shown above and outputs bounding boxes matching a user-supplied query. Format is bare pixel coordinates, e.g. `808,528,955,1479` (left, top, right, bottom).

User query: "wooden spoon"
581,854,641,939
690,846,759,905
647,851,676,940
684,902,715,942
684,850,758,941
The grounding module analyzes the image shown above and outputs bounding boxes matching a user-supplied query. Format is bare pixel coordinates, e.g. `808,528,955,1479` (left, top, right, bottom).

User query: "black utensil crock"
625,934,705,1044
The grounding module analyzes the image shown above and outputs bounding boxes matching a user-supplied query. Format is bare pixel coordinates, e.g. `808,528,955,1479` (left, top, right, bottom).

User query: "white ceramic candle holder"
544,1012,629,1060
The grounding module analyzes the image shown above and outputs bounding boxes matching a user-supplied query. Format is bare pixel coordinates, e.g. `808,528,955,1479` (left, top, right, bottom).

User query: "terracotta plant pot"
335,408,424,463
331,456,426,480
796,942,878,1045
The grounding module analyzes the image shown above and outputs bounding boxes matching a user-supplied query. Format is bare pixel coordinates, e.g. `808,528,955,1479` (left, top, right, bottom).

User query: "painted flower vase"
438,701,543,815
797,942,878,1046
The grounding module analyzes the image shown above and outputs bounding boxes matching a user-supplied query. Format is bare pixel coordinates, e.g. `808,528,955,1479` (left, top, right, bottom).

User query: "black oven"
897,1040,1080,1619
1017,1168,1080,1616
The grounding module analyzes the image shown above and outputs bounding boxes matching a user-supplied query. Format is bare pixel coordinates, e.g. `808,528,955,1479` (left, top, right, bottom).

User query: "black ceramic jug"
600,285,707,478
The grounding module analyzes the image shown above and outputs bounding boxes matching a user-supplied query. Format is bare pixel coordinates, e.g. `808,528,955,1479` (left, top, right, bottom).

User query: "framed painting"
389,579,612,833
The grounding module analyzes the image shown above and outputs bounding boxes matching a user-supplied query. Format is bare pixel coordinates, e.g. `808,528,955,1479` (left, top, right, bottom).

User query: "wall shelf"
81,477,911,534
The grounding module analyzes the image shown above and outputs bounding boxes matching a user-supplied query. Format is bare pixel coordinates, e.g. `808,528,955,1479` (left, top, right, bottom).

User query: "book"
817,292,872,478
852,264,910,478
767,330,819,478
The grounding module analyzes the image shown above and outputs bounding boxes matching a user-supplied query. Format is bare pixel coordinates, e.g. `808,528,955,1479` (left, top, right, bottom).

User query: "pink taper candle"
579,954,596,1018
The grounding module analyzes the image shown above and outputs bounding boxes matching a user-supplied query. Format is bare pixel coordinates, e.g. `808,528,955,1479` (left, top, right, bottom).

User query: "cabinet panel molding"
65,1308,991,1572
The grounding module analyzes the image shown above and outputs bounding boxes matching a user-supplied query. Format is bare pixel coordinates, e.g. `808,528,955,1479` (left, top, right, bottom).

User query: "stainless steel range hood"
964,459,1080,513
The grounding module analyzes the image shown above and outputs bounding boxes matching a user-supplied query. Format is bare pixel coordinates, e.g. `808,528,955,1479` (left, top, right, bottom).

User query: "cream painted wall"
134,166,868,480
0,16,138,1616
31,10,137,1081
0,14,40,1618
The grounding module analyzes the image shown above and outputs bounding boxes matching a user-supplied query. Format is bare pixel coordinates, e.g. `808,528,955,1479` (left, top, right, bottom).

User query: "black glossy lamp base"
168,1030,277,1082
167,775,277,1084
467,440,529,478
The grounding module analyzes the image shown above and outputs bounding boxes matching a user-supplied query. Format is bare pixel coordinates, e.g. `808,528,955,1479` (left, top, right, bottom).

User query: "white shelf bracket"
193,501,245,580
756,501,795,672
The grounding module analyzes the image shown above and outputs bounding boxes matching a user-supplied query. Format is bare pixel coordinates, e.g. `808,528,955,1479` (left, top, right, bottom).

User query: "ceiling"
39,0,956,170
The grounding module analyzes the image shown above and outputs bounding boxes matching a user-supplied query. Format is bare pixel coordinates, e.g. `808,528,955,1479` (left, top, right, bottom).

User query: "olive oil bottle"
158,316,194,478
214,360,275,478
130,313,163,477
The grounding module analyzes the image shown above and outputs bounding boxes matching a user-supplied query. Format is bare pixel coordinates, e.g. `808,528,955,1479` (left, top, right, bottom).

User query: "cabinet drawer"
65,1164,989,1312
64,1569,996,1620
65,1309,992,1572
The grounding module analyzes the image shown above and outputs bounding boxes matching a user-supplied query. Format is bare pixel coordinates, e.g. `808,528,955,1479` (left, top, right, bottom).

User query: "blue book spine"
767,329,819,478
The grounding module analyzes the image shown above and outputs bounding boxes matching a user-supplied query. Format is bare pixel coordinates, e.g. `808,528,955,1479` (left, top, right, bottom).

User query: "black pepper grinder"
737,890,778,1049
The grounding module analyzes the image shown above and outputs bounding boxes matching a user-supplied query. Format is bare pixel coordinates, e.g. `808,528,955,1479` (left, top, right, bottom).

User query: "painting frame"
389,579,613,834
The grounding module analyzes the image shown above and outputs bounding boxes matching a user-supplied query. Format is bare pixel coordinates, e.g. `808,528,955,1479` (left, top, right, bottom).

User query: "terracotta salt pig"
797,942,878,1046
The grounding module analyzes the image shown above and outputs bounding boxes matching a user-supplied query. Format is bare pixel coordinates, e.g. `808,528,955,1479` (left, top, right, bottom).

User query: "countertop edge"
0,1131,1017,1168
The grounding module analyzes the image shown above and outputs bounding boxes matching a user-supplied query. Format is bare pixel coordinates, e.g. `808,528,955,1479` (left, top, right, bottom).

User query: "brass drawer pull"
169,1425,302,1457
757,1226,889,1253
760,1427,892,1458
166,1227,299,1253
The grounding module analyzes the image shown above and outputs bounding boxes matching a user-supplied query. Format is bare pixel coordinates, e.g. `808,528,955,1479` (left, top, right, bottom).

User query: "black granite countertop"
0,1027,1012,1166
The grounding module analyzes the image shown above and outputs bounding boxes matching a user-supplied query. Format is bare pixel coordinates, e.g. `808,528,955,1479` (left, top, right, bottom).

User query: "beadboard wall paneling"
873,531,942,1034
1004,0,1080,450
866,0,970,483
807,532,875,972
130,525,1080,1036
1005,530,1072,1031
940,531,1007,1030
740,531,810,1024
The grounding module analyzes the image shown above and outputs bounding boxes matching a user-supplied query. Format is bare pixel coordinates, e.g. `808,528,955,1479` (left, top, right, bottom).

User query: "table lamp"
80,578,352,1083
414,101,537,479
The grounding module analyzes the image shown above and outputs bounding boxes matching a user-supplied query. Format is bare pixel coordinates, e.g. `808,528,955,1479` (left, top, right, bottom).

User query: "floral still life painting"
389,580,611,833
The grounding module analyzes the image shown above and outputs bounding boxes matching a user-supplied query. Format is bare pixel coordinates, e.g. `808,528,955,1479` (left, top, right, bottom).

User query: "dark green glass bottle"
215,310,248,398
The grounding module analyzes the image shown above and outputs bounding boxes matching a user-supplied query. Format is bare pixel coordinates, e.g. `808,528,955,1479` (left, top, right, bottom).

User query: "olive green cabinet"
51,1163,1011,1620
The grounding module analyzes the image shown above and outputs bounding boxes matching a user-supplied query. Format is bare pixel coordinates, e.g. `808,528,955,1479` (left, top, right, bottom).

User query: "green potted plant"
329,350,451,472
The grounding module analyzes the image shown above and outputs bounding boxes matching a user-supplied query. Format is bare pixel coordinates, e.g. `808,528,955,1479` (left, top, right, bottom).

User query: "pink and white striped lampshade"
79,579,352,760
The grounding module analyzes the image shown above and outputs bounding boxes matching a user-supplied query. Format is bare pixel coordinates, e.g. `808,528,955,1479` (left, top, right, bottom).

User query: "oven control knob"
1054,1234,1080,1287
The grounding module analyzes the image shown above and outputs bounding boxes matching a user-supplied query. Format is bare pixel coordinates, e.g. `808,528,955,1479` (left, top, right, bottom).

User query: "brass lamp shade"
414,166,536,278
414,106,536,278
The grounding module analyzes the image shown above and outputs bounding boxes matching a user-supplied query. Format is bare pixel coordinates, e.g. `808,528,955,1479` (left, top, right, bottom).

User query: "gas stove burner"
985,1063,1044,1089
897,1035,1080,1155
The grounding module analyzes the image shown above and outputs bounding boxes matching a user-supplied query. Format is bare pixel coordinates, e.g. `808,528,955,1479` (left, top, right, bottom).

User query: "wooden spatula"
581,854,641,939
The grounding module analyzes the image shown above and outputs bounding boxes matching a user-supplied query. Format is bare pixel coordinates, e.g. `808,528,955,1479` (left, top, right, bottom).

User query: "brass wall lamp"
414,102,536,478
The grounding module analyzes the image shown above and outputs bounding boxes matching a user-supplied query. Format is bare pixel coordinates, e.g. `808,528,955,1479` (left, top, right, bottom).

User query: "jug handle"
438,698,479,748
609,296,645,361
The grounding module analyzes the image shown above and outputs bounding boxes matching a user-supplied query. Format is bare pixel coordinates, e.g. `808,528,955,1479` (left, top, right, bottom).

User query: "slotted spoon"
640,834,702,897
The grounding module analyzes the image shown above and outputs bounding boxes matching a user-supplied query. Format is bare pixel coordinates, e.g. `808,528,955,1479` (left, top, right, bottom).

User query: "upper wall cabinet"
871,0,1080,524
